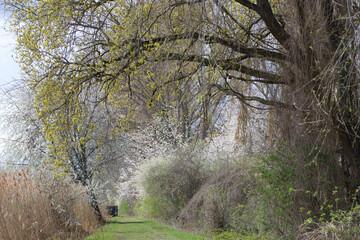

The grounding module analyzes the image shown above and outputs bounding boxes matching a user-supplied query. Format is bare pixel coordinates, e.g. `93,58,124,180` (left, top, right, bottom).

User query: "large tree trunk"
287,0,360,196
322,0,360,194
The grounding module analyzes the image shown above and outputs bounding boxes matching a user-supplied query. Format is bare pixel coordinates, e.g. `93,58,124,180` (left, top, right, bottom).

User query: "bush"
256,147,298,237
256,143,347,239
135,145,209,219
178,166,257,232
298,203,360,240
211,229,273,240
0,169,102,240
119,200,130,215
135,147,272,236
133,141,349,239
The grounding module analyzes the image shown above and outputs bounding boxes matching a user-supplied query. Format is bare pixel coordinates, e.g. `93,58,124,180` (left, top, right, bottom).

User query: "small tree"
1,80,128,220
42,91,128,220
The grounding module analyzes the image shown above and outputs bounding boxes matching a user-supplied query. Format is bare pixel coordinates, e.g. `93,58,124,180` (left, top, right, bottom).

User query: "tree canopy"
5,0,360,207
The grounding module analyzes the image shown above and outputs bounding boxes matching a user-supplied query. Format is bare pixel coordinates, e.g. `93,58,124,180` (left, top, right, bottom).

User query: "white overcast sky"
0,17,19,87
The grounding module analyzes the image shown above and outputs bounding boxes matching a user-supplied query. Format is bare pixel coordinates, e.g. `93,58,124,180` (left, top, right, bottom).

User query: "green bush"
211,228,274,240
134,141,350,239
135,145,209,219
119,200,130,215
135,196,170,218
256,146,297,236
299,200,360,240
256,143,348,239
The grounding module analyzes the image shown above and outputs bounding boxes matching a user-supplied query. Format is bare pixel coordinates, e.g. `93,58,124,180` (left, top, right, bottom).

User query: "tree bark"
87,188,103,222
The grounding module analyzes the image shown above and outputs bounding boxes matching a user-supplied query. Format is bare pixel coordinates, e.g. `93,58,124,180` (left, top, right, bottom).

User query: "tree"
44,88,129,220
1,79,128,220
5,0,360,202
0,81,46,169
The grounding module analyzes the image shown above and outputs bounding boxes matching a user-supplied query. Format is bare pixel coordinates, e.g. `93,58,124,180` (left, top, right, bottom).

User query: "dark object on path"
106,206,118,217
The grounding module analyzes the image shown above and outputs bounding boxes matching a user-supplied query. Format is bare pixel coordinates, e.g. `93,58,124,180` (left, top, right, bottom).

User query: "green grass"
84,215,208,240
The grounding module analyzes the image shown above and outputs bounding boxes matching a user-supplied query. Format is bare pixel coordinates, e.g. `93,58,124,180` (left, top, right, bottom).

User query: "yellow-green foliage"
5,0,138,175
299,202,360,240
5,0,285,161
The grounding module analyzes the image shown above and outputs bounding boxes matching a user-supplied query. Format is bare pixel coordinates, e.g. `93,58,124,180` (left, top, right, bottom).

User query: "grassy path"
84,215,208,240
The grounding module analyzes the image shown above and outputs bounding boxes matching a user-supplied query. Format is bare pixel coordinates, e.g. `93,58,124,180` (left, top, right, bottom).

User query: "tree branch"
163,53,282,82
234,0,291,48
211,83,292,109
257,0,291,47
226,73,287,84
140,32,287,61
233,0,260,12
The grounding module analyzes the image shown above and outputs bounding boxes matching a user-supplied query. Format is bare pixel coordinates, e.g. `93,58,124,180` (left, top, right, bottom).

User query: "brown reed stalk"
0,169,101,240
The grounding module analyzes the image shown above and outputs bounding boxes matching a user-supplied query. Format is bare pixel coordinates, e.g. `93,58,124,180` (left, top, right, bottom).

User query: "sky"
0,17,19,87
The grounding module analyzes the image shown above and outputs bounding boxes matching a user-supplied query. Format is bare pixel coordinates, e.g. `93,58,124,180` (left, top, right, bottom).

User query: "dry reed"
0,169,102,240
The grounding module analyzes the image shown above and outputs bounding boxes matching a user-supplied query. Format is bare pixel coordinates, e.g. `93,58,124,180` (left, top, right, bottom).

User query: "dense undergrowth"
128,143,360,240
3,142,358,240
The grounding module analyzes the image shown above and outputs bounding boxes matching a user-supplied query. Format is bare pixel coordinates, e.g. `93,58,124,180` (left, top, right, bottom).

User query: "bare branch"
234,0,291,48
211,83,292,109
140,32,287,61
162,53,282,82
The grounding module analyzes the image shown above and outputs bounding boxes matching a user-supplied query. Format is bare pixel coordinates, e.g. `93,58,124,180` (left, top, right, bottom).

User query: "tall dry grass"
0,169,103,240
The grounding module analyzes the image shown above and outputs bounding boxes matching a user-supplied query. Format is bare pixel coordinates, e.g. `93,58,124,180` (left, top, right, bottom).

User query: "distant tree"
1,81,127,220
0,81,46,169
42,89,128,220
